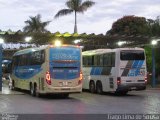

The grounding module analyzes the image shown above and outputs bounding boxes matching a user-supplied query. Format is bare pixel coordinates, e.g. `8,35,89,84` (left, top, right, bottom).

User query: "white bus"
82,48,147,95
10,45,83,97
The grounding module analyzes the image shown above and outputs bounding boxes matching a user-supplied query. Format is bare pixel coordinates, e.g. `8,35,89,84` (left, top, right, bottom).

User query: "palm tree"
55,0,95,33
23,14,51,33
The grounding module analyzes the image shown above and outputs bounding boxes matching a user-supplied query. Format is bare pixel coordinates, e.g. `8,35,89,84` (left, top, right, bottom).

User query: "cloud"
0,0,160,34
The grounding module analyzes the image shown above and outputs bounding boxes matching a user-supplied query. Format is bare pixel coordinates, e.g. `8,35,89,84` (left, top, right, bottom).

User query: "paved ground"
0,85,160,115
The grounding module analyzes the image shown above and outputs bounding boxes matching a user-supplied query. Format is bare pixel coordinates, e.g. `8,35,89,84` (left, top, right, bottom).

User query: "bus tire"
34,83,41,97
10,80,14,90
30,83,35,96
89,81,95,93
96,81,103,94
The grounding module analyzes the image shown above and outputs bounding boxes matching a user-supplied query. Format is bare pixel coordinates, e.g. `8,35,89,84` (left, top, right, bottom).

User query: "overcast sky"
0,0,160,34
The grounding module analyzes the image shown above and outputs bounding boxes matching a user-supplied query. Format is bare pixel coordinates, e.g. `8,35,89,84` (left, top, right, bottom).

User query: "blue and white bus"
11,45,83,97
82,48,147,95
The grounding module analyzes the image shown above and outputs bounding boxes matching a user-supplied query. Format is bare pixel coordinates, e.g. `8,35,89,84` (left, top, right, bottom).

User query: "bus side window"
83,56,87,66
88,56,92,66
103,53,111,66
100,55,103,66
111,52,115,67
16,55,21,66
30,50,45,65
94,55,100,66
19,54,28,66
41,50,45,63
94,55,97,66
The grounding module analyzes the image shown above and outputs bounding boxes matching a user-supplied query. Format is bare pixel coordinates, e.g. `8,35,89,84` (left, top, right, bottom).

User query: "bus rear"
117,48,147,93
45,46,82,94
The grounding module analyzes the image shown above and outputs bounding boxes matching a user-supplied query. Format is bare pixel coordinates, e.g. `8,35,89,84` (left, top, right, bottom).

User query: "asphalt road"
0,89,160,114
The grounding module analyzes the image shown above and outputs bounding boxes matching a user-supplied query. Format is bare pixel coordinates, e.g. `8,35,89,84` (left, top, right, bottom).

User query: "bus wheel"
10,80,15,90
9,80,17,91
96,81,103,94
34,84,41,97
89,81,95,93
30,83,35,96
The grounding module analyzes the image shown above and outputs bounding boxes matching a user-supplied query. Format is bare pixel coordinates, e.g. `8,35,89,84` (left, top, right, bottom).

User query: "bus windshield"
120,50,145,60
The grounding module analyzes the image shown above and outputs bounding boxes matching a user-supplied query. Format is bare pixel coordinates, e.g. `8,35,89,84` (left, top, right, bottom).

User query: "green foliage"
144,45,152,73
144,45,160,77
107,15,150,35
107,15,160,37
23,14,51,33
155,47,160,76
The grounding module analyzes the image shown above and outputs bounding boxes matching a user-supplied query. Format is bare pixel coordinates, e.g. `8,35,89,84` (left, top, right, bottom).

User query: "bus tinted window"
120,50,145,60
111,53,115,67
94,55,100,66
103,53,111,66
19,54,29,66
100,55,103,66
88,56,94,66
83,57,86,66
103,52,115,67
30,50,45,65
83,56,94,66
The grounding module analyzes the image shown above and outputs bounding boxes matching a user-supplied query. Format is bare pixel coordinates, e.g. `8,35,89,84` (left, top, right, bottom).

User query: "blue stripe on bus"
50,69,80,80
135,60,144,76
90,67,95,75
90,67,103,75
132,60,139,68
137,60,144,68
128,60,144,76
14,65,42,79
95,67,99,75
127,61,136,76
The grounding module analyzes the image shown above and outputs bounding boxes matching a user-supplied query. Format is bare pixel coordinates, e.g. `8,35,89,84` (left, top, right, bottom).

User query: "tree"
23,14,51,33
54,0,95,33
151,16,160,36
107,15,150,36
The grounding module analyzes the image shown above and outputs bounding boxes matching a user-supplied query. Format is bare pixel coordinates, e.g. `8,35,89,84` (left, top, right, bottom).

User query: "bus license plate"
63,82,68,86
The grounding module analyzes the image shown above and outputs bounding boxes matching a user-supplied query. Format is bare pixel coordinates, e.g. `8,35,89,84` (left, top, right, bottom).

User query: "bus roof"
13,45,81,56
82,48,144,56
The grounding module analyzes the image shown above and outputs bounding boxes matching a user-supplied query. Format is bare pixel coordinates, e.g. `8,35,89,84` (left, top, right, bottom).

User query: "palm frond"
36,14,41,21
42,21,51,27
23,14,50,33
80,1,95,11
66,0,82,10
66,0,73,9
54,9,73,18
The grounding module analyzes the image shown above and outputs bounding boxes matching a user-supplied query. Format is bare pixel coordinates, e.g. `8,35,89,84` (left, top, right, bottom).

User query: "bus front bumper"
117,83,146,91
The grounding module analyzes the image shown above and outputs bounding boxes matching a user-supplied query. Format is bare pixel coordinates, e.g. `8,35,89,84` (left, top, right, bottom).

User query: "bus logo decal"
121,61,133,76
